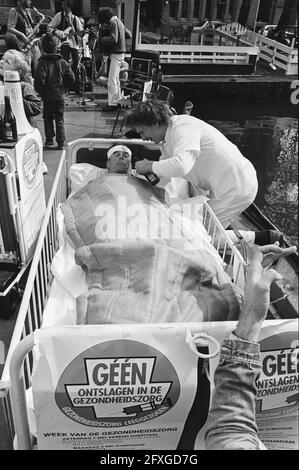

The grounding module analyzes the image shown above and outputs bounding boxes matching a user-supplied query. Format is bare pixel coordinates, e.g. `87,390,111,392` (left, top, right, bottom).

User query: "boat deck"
164,58,298,83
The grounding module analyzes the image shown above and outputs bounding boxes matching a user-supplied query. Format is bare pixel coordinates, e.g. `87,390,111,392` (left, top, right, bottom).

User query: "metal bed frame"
0,130,46,315
0,151,67,447
0,138,247,449
0,151,28,312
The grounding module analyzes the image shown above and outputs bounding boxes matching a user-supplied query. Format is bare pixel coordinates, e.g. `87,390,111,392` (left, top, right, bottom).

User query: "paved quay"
40,85,124,200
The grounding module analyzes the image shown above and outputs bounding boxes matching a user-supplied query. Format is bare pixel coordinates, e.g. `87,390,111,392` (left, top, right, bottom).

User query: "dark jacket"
21,81,42,125
34,53,75,101
99,17,126,54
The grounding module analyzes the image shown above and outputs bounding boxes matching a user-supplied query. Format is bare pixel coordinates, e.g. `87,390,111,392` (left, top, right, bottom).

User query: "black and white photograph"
0,0,298,454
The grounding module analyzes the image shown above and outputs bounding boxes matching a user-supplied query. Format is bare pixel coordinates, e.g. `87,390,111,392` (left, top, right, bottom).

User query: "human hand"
235,244,296,342
135,159,153,175
55,30,66,40
259,242,297,269
22,35,30,45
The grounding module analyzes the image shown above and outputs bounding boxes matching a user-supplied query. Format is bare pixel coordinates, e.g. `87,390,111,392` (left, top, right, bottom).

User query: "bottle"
3,96,18,142
0,82,4,142
0,81,4,118
144,172,160,186
0,115,4,143
183,100,193,115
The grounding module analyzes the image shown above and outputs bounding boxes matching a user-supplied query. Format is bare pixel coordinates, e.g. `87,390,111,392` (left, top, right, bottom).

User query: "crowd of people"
1,0,131,147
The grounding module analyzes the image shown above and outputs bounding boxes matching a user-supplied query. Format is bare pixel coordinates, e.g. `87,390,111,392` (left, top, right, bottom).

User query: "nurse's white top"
152,115,257,201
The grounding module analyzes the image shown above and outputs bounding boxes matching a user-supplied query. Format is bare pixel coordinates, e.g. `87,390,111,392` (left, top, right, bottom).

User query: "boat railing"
136,43,258,66
219,23,298,75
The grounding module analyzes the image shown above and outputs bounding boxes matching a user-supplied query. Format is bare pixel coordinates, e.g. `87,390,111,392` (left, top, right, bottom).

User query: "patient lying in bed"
61,146,241,325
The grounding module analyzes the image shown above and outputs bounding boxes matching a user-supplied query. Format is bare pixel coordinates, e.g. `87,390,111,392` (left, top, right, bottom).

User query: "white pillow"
69,163,107,193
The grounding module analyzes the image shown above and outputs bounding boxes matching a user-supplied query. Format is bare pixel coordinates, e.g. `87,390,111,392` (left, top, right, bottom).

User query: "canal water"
191,101,298,246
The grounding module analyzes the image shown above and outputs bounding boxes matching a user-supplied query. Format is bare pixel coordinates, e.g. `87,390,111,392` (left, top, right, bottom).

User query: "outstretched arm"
205,244,296,450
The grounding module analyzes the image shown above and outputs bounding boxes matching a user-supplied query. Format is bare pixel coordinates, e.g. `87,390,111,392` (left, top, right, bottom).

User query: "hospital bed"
1,138,297,451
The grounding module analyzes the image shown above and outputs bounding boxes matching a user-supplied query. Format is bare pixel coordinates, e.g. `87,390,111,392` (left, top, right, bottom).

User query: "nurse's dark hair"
124,100,174,128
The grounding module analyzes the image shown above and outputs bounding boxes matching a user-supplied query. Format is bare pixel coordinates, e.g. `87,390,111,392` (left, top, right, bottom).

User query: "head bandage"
107,145,132,160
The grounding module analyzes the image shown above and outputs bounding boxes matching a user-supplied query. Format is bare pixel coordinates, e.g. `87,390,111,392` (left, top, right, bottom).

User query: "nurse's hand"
135,159,153,175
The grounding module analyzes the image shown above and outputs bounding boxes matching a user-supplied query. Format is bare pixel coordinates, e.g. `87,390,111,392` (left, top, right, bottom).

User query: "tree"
264,128,298,247
146,0,164,26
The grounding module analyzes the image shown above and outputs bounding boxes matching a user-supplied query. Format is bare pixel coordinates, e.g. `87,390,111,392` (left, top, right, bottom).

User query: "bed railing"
202,203,245,288
0,151,67,447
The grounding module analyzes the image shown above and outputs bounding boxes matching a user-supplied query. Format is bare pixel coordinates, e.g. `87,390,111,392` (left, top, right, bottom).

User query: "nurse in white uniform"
127,100,258,229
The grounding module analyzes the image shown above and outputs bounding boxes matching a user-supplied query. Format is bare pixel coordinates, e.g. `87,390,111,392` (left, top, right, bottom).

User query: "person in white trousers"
97,7,127,111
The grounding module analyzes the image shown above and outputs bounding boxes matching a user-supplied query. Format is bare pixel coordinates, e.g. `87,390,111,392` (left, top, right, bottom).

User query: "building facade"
0,0,296,30
154,0,296,28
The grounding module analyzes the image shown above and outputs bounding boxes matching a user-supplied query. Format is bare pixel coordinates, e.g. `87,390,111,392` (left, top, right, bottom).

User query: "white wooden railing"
196,29,253,47
137,44,258,66
218,22,248,35
138,21,297,74
243,30,297,75
219,23,298,75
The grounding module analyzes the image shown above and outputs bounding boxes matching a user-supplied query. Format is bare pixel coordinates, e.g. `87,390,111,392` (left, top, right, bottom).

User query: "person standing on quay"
34,33,74,150
48,0,83,95
97,7,128,112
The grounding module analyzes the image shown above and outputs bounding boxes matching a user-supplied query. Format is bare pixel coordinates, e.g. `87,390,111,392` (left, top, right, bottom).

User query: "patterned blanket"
61,174,241,324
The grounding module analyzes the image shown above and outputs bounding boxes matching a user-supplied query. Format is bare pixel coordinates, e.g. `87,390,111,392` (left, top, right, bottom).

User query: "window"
182,0,189,18
35,0,51,7
217,0,228,20
238,0,251,25
193,0,200,18
120,2,125,21
169,0,179,19
91,0,99,16
205,0,212,19
257,0,274,23
228,0,236,19
71,0,82,16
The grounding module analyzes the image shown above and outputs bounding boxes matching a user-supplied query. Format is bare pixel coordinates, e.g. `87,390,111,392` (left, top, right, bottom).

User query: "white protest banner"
14,130,46,262
32,324,202,450
207,319,298,450
256,320,299,450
